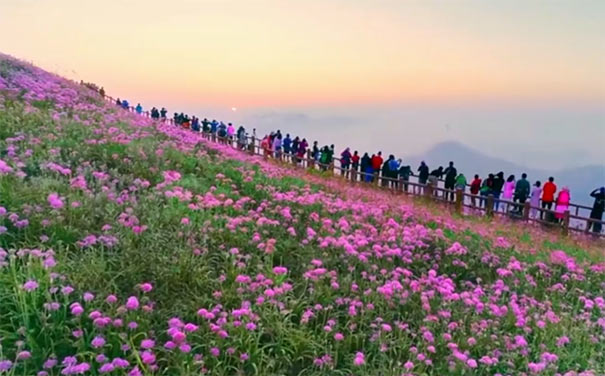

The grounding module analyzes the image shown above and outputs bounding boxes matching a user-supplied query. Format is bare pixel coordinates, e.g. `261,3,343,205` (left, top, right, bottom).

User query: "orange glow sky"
1,0,603,109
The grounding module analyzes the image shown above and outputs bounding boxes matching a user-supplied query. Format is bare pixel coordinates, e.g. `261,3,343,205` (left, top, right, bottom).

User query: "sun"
231,107,237,112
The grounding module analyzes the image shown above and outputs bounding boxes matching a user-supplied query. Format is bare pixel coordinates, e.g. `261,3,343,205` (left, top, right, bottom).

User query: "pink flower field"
0,53,604,375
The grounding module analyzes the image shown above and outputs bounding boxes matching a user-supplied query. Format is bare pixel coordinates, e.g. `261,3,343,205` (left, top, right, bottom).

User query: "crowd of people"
109,96,604,234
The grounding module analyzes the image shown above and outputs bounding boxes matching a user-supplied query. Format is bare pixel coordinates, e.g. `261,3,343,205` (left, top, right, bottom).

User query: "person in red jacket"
470,174,482,208
351,151,360,181
541,177,557,221
371,152,383,184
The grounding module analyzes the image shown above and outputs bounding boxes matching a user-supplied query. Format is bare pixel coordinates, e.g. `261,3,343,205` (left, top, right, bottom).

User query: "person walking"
554,187,571,223
470,174,482,208
444,161,458,201
587,187,605,233
160,107,167,120
530,181,542,219
135,103,143,114
541,177,557,221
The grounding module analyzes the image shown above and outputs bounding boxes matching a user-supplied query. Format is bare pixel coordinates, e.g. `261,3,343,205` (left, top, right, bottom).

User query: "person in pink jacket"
502,175,515,212
554,187,571,221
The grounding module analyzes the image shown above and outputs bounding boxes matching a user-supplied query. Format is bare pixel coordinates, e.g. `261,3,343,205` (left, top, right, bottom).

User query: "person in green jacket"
513,173,531,213
455,173,467,191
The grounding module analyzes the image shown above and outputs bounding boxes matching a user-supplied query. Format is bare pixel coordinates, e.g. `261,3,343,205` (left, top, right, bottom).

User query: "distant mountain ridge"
407,141,604,206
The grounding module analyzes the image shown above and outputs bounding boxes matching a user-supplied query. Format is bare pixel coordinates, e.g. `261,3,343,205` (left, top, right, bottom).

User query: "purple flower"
140,351,155,365
22,280,39,291
140,339,155,349
43,358,58,369
47,193,64,209
273,266,288,275
125,296,139,310
83,292,95,301
0,360,13,371
139,283,152,292
111,358,129,369
98,363,115,373
91,336,106,348
16,351,31,360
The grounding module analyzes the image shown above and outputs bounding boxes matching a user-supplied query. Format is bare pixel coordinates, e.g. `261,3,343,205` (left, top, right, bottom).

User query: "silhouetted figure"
428,166,443,197
340,148,352,177
443,161,457,201
513,173,530,214
492,172,505,211
398,161,411,192
361,153,372,182
588,187,605,233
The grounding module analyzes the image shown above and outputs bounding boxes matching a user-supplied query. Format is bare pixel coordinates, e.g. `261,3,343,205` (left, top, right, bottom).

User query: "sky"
1,0,604,170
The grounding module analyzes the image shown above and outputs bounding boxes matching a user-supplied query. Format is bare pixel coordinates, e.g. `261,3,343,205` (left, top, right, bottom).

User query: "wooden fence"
101,93,605,238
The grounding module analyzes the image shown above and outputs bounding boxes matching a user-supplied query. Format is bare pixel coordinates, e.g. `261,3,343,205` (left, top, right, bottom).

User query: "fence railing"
100,93,605,238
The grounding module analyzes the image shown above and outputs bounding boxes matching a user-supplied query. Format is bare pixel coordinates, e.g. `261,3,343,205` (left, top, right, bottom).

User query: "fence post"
486,194,494,217
522,201,531,221
455,189,463,214
425,182,433,198
562,210,570,236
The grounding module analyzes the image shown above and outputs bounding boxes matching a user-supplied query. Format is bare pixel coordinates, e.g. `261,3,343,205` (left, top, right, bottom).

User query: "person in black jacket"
492,171,505,211
361,153,372,183
443,161,458,201
429,166,444,197
416,161,429,194
398,164,412,193
587,187,605,233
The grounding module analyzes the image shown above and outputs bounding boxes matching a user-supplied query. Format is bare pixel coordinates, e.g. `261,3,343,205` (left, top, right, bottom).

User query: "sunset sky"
1,0,603,169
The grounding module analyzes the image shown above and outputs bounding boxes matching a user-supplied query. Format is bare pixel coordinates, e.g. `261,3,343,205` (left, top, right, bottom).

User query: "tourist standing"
588,187,605,233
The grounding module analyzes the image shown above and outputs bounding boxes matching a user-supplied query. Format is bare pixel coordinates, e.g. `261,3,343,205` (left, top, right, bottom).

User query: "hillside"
1,53,604,375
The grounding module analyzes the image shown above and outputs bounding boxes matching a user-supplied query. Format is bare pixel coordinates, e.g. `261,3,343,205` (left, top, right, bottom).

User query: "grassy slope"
0,54,604,375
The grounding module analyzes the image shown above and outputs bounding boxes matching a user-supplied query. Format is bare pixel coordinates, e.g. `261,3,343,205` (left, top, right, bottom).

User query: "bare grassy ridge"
0,53,604,375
